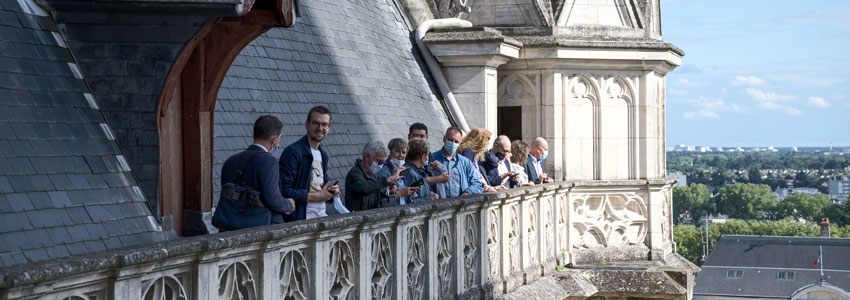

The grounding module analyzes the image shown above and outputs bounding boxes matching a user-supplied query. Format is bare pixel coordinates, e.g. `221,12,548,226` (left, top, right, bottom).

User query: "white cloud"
745,88,800,115
745,88,793,102
677,78,702,87
787,3,850,33
731,75,766,87
681,96,749,119
808,96,829,108
684,110,719,119
669,88,689,96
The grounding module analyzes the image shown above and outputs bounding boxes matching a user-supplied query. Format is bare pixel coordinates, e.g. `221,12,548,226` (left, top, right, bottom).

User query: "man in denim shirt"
430,127,483,198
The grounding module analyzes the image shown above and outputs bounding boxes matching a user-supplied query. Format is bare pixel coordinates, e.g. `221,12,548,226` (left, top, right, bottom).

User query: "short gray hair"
362,140,389,157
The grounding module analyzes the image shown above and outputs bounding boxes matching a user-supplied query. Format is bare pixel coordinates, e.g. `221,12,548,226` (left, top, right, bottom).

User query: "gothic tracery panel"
437,219,454,297
487,208,500,280
508,204,520,272
218,261,257,300
143,275,187,300
371,232,393,300
571,193,648,248
328,240,356,300
407,226,426,300
527,201,538,265
463,214,479,289
280,249,310,300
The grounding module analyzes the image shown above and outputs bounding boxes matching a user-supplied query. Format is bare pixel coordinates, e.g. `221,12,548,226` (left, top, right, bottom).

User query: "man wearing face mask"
345,140,411,211
480,135,519,189
525,137,554,184
430,127,483,198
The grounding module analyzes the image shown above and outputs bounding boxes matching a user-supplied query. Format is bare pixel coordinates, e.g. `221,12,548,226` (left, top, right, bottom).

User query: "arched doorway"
156,0,295,236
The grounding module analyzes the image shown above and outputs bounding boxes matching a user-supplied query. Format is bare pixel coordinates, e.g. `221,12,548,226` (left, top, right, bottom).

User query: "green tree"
776,193,833,223
673,184,710,224
714,183,777,220
747,167,762,184
673,225,704,264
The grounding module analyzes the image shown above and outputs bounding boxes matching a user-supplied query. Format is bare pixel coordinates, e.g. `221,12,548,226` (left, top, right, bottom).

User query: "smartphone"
409,178,424,188
330,179,340,186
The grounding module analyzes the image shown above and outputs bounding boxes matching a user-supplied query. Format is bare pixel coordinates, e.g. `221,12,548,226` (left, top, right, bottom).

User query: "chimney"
820,218,830,238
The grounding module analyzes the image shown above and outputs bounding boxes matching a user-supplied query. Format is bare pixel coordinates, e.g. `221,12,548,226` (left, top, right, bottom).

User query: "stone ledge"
498,254,697,300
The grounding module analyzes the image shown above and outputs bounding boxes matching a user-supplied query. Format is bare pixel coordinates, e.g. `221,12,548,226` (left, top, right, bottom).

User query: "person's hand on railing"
539,173,554,183
482,185,496,193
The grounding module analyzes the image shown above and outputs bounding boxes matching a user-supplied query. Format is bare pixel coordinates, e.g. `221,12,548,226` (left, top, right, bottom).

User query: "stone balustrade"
0,179,685,300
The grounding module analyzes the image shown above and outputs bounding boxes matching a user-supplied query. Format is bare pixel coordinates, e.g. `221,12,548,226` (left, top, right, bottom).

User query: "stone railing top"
0,179,676,288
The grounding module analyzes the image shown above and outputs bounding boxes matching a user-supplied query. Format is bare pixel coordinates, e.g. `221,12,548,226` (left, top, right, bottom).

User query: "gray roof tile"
5,192,33,211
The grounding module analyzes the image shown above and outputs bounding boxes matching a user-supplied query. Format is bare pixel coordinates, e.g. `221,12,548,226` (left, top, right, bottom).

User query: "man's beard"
309,131,325,143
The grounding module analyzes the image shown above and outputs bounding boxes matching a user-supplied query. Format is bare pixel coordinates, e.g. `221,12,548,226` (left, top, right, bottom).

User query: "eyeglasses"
309,121,330,129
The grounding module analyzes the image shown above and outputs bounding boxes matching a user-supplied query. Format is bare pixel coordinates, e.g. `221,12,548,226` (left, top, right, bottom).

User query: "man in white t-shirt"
279,106,340,221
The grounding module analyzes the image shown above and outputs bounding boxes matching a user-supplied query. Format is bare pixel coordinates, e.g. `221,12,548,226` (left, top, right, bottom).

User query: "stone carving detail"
498,73,537,107
487,209,500,280
509,205,520,271
568,75,599,102
661,192,671,243
63,296,89,300
407,226,426,300
280,250,310,300
557,193,569,255
572,193,648,248
463,214,478,289
371,232,393,300
218,261,257,300
428,0,471,18
527,201,538,264
328,240,356,300
437,219,453,297
143,275,187,300
544,196,555,257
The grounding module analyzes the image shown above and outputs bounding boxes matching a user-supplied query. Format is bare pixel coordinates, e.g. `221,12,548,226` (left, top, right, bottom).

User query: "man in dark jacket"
480,135,519,189
279,106,339,222
214,116,295,230
524,137,553,184
345,140,408,211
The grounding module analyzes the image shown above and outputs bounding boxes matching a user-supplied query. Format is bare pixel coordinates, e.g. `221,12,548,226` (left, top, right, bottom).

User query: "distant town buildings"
773,187,822,202
829,176,850,204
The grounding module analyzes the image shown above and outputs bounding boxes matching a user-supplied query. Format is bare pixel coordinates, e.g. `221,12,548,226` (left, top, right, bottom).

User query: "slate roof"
694,235,850,298
213,0,452,199
0,0,163,266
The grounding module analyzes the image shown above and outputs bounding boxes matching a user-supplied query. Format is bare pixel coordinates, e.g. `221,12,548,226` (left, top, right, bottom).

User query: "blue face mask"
444,141,459,154
541,150,548,161
368,161,384,175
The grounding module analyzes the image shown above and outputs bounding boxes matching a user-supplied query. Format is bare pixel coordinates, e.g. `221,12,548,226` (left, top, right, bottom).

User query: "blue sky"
662,0,850,147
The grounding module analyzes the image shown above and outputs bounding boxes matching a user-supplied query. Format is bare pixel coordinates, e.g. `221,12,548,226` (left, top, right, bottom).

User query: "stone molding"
0,180,690,299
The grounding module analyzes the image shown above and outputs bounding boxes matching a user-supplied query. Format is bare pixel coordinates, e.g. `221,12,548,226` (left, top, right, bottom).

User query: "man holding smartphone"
481,135,519,189
279,106,340,221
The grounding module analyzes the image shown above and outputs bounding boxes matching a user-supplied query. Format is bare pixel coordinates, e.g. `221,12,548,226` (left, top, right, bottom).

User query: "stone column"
426,41,519,136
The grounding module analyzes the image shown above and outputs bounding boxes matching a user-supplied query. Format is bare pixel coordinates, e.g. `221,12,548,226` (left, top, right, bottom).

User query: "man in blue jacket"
279,106,339,221
214,116,295,230
430,127,483,198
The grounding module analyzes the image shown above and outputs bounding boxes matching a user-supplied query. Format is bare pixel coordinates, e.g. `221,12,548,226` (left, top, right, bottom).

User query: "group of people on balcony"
213,106,554,231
